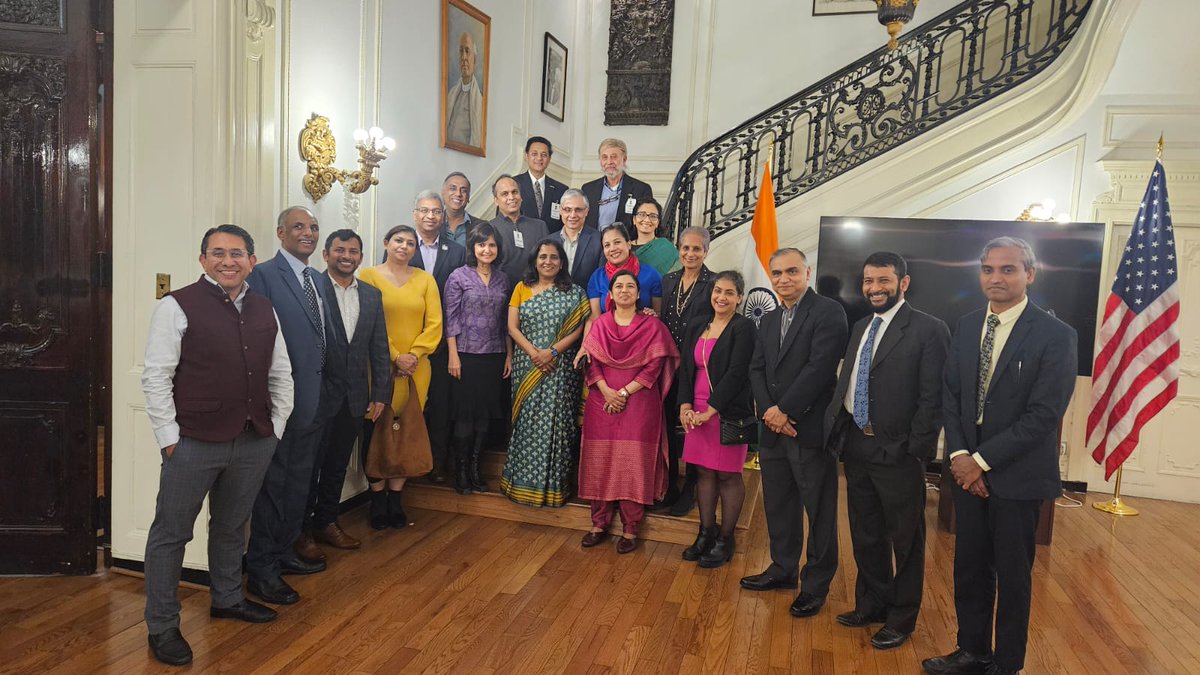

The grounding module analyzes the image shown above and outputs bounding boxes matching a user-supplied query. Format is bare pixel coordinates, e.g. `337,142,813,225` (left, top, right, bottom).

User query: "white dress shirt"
327,272,360,343
843,299,905,414
142,276,294,449
950,294,1029,471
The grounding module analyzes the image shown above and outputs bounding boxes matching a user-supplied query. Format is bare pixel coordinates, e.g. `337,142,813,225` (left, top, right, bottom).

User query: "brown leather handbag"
366,378,432,478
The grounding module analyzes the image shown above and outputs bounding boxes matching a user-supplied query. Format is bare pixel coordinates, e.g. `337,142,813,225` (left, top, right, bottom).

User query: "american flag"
1087,159,1181,480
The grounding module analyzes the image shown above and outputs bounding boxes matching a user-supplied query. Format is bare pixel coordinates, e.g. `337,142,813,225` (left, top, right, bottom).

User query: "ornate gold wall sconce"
299,113,396,202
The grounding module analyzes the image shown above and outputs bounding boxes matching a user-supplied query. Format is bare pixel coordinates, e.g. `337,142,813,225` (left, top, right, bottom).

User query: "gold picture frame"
440,0,491,157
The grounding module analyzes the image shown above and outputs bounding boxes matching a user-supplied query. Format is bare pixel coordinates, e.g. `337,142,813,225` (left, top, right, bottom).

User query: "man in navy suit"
513,136,569,233
923,237,1077,675
825,252,950,651
245,206,334,606
298,230,392,560
580,138,654,231
549,189,602,288
410,190,466,483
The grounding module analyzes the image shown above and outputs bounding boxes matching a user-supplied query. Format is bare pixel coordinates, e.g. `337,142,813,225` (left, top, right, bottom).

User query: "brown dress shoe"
314,522,361,550
293,531,326,562
616,536,638,554
580,530,609,548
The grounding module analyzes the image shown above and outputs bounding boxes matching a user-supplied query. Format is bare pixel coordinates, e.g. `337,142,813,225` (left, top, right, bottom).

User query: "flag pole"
1092,466,1139,516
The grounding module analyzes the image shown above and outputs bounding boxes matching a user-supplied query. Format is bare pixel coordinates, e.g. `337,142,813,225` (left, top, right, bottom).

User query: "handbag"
366,378,433,478
701,331,759,446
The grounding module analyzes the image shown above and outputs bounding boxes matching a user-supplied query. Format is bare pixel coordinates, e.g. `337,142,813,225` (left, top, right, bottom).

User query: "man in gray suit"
141,225,294,665
490,174,548,283
298,230,392,560
246,206,335,606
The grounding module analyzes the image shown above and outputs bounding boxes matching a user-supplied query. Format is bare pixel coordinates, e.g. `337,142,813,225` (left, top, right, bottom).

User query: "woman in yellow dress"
357,225,443,529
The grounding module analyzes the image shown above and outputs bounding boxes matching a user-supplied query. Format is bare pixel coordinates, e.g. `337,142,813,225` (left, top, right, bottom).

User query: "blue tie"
853,316,883,430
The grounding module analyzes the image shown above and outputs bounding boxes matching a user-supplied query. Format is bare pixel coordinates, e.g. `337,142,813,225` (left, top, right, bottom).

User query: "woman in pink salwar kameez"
578,270,680,554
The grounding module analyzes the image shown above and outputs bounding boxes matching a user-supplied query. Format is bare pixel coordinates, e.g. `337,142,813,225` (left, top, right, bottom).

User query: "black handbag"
701,333,759,446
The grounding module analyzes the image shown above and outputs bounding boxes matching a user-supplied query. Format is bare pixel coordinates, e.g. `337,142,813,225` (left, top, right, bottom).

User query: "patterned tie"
302,267,326,365
534,179,544,216
852,316,883,429
977,314,1001,418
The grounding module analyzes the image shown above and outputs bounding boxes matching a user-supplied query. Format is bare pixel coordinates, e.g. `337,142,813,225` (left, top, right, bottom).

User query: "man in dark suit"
825,252,950,651
298,230,392,560
549,189,602,288
922,237,1077,675
513,136,569,233
410,190,466,484
580,138,654,231
245,206,335,606
742,248,848,620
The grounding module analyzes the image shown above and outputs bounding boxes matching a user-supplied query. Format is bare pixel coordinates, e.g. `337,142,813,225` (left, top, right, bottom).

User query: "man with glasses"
581,138,654,231
411,190,466,484
513,136,569,233
490,174,548,283
550,189,603,287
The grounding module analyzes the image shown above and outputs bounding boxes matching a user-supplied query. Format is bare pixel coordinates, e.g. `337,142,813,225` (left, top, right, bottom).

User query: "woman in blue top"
576,224,663,368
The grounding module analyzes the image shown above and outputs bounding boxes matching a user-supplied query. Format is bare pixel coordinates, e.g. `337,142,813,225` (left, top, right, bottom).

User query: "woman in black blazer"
676,271,757,567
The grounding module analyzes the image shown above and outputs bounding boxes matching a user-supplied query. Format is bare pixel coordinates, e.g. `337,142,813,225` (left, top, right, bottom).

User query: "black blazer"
411,235,466,294
677,313,757,421
943,301,1077,501
580,174,654,231
551,227,603,288
824,302,950,462
749,288,849,449
661,267,715,347
316,273,393,419
515,171,570,233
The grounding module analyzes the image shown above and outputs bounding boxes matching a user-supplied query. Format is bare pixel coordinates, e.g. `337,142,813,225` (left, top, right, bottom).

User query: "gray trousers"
143,431,276,634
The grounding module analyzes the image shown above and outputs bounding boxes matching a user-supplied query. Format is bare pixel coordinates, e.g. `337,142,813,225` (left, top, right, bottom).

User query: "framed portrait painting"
813,0,877,16
440,0,490,157
541,32,567,122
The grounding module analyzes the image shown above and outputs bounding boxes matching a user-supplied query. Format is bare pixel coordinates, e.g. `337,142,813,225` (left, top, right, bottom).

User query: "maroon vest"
171,277,278,442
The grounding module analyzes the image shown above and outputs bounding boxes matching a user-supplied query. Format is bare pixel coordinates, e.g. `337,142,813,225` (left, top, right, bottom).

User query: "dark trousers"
758,435,839,597
247,420,325,582
144,432,276,633
951,482,1041,671
426,348,453,470
305,399,363,530
843,429,927,634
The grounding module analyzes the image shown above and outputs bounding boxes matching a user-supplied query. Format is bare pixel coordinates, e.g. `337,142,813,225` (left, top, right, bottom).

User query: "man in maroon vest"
140,225,295,666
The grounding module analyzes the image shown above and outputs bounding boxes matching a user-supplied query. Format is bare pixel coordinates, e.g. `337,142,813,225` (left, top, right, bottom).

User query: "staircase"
662,0,1099,244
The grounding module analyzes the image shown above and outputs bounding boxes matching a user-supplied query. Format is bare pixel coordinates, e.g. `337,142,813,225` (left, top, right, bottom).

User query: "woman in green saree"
503,238,590,507
630,198,679,276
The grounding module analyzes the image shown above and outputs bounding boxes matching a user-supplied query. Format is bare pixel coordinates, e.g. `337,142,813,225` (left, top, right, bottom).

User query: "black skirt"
452,352,507,432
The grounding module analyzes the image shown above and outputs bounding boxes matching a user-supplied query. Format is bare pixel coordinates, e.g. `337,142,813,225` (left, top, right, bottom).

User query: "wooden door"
0,0,106,573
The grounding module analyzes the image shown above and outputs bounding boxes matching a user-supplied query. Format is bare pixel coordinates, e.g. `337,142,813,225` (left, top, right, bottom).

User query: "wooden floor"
2,481,1198,674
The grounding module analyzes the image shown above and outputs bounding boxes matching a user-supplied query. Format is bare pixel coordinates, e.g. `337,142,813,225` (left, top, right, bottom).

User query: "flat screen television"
815,216,1104,376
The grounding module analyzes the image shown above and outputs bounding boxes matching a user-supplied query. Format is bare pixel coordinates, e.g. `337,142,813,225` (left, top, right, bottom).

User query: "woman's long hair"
522,238,574,292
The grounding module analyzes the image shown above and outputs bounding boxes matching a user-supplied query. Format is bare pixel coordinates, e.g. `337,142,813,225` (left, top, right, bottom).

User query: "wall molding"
1102,105,1200,151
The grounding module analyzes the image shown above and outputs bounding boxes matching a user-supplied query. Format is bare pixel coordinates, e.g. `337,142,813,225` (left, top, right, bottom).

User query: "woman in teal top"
630,198,679,276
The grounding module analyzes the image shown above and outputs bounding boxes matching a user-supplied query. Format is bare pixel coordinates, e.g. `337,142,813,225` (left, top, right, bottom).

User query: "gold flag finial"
1156,133,1164,161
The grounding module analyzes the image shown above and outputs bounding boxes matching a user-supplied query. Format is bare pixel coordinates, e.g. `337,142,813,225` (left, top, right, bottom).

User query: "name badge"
514,230,525,248
625,196,636,214
550,202,561,220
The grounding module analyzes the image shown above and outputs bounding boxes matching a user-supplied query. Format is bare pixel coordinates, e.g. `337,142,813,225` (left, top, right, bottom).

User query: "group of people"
139,132,1076,675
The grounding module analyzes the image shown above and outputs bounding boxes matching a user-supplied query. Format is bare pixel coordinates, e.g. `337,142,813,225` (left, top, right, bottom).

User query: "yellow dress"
358,265,443,412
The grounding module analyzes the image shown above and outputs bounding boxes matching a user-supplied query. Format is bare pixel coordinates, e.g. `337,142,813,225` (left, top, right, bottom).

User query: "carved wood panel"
0,0,64,32
604,0,675,126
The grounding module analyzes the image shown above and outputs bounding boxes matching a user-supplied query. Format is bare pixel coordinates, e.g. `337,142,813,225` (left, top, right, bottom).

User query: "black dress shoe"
698,535,735,569
740,569,799,591
580,531,609,548
681,525,718,561
279,553,326,575
247,576,300,605
921,647,994,674
210,599,278,623
870,626,910,650
788,592,826,617
427,466,447,484
148,627,193,666
983,666,1017,675
836,608,888,627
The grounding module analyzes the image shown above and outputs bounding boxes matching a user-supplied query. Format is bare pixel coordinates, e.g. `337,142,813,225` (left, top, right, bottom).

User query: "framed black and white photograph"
540,32,567,122
813,0,877,16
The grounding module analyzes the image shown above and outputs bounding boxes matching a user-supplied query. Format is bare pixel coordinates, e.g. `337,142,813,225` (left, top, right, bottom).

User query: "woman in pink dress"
578,270,680,554
677,271,757,568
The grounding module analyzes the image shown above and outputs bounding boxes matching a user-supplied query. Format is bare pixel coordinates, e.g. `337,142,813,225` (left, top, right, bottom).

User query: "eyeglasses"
634,212,660,220
415,207,445,217
206,249,248,260
560,206,586,214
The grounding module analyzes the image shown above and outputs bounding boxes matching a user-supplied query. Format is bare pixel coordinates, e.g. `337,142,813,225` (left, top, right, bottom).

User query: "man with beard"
442,172,487,247
490,174,548,283
446,31,483,148
580,138,654,231
824,251,950,651
513,136,569,232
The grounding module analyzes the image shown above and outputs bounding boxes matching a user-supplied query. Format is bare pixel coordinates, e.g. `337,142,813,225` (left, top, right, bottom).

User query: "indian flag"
741,161,779,325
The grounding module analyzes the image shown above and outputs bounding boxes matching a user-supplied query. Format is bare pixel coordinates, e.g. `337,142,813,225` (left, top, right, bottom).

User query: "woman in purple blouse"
444,223,513,494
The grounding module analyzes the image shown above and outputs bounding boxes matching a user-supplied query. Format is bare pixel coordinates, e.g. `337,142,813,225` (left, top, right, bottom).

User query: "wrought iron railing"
663,0,1093,241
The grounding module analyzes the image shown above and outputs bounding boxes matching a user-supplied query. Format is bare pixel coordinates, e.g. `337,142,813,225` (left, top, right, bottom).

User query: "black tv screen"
815,216,1104,376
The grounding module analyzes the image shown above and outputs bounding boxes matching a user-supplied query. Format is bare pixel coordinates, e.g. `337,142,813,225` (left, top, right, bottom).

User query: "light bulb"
1055,212,1071,224
1042,198,1057,212
381,137,396,152
353,128,369,142
1030,205,1048,220
369,126,384,140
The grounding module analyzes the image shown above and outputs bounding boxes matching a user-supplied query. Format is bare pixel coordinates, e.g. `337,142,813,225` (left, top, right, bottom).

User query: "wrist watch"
550,347,560,358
